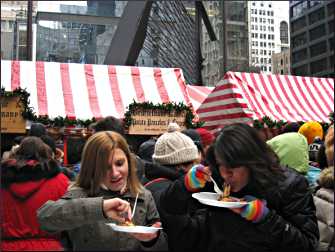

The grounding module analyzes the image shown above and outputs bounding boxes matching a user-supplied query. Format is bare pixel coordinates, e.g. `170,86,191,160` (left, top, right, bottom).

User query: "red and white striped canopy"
186,85,214,111
1,60,198,120
198,71,334,132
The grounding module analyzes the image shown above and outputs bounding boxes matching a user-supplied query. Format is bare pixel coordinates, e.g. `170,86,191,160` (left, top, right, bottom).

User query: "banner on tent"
1,96,26,133
128,108,186,135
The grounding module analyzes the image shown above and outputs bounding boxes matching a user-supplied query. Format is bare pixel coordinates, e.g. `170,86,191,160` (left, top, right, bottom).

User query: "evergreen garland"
0,88,96,127
124,100,204,129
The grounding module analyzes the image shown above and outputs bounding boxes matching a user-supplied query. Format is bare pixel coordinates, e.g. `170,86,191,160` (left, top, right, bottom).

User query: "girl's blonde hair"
75,131,143,196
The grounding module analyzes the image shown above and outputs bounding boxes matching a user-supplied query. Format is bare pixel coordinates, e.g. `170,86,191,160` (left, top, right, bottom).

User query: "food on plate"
218,183,247,203
218,183,231,201
120,220,135,226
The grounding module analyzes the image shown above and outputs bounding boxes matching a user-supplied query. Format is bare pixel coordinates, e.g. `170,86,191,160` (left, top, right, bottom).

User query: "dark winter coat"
1,159,69,251
159,166,319,252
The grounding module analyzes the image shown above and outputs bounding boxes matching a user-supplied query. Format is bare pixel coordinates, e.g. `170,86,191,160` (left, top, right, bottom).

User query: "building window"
292,1,308,18
269,4,272,8
328,2,335,17
309,8,325,25
227,2,246,22
292,32,307,47
281,69,284,74
309,24,326,41
291,17,306,33
310,0,322,8
280,21,289,44
252,2,256,6
281,59,283,65
292,48,308,63
330,38,334,51
310,58,328,74
329,20,334,35
310,40,327,57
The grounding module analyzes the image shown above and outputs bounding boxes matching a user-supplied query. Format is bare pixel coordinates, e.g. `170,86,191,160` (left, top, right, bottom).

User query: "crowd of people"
1,117,333,251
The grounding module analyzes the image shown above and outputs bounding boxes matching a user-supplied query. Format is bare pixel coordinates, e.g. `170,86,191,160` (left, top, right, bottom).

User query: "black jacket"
159,166,319,252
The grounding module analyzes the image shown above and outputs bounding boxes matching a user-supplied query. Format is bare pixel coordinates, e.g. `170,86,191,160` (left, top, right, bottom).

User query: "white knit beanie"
152,123,199,165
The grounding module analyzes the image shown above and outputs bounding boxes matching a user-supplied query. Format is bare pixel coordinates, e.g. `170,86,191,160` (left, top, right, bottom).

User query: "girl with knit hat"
158,123,319,251
144,123,202,251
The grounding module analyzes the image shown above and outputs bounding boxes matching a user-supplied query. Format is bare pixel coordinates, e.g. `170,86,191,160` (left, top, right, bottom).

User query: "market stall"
198,71,334,132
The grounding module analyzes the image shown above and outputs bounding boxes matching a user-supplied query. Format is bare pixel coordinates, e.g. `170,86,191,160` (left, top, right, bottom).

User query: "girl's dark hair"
1,136,60,187
214,123,285,194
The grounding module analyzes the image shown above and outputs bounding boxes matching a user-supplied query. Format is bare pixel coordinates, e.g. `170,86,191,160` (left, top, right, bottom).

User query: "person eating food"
37,131,167,251
159,123,319,252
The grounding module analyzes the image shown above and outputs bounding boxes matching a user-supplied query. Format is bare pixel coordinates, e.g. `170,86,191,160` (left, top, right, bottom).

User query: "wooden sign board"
1,96,26,133
128,108,186,135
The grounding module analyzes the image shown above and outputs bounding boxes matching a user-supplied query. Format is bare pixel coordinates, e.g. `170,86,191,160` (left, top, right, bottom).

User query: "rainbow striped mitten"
240,196,269,223
184,164,207,192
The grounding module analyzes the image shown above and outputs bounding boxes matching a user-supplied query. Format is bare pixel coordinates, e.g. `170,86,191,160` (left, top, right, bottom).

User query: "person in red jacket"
1,136,69,251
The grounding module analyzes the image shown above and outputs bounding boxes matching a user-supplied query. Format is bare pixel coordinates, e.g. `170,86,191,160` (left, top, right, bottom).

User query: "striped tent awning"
198,71,334,132
186,85,214,111
1,60,196,120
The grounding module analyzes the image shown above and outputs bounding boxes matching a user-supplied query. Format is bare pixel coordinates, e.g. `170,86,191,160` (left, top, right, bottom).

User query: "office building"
290,0,334,77
201,1,249,86
248,1,290,73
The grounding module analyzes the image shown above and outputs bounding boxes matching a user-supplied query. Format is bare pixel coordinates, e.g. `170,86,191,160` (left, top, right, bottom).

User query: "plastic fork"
210,176,223,194
131,193,139,220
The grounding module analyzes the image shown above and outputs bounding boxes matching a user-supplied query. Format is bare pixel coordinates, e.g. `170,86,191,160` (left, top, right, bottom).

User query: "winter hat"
267,132,309,175
29,123,47,137
282,122,301,133
152,123,199,165
325,125,334,166
196,128,215,147
182,129,203,153
298,121,323,145
138,138,156,162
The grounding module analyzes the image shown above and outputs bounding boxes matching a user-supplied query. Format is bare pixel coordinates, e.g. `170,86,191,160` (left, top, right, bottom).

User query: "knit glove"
237,195,269,223
184,164,208,192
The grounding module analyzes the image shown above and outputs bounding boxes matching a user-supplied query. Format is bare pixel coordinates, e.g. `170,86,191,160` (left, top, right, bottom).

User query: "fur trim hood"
317,166,334,189
1,158,61,188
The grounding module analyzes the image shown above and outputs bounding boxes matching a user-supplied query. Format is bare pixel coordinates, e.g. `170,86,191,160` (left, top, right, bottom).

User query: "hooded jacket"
1,159,69,251
267,132,309,174
314,167,334,251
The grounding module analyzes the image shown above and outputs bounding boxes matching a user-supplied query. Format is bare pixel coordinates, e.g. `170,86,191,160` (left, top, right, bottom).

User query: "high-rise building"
290,0,334,77
248,1,290,74
201,1,249,86
1,1,38,60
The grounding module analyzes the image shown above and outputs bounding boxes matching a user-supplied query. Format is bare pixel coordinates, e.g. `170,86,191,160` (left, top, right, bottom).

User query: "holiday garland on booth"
1,88,204,130
0,88,96,127
124,100,205,129
252,113,333,133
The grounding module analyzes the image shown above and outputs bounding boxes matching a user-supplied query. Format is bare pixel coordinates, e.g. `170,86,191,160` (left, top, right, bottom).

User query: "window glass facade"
291,17,306,33
292,1,308,18
309,8,325,25
292,32,307,48
310,40,327,57
280,21,288,44
310,58,328,74
309,24,326,41
292,48,307,63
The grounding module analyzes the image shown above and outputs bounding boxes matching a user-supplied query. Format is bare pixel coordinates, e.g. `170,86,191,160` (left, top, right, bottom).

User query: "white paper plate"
192,192,248,208
106,223,162,234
